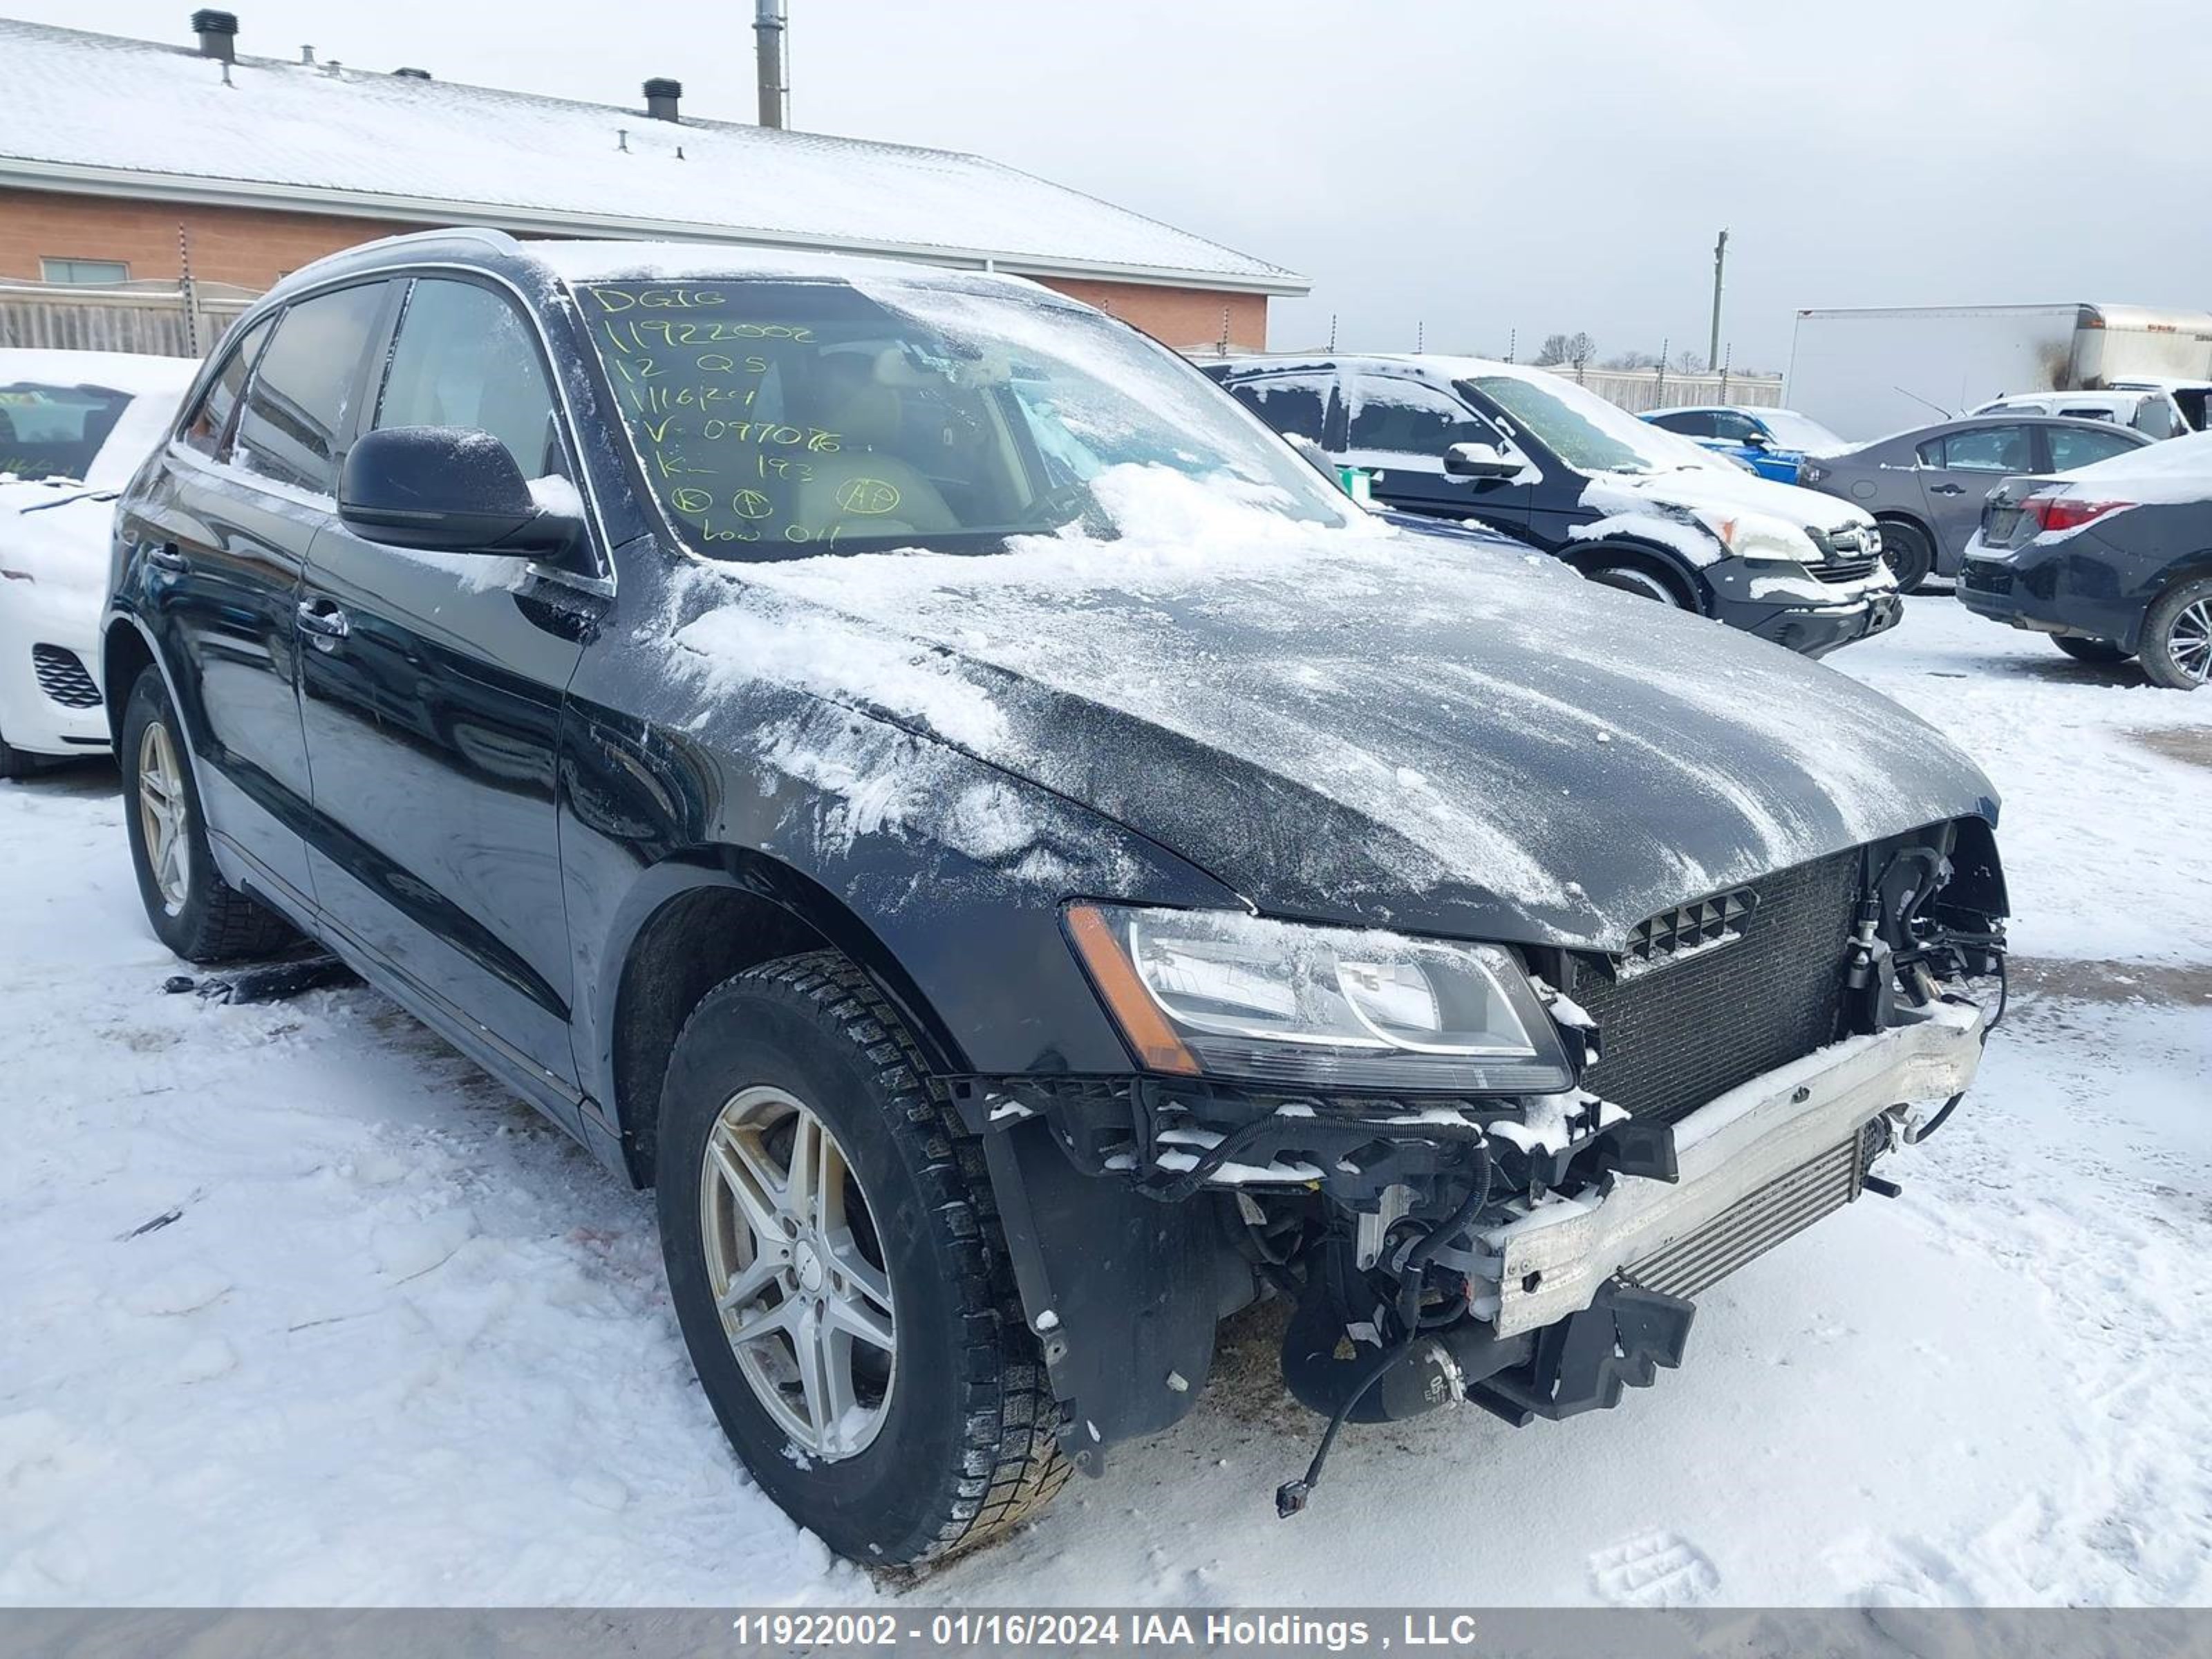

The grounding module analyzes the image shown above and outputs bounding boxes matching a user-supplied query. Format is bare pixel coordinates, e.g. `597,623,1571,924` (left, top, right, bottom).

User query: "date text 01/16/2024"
726,1611,1490,1651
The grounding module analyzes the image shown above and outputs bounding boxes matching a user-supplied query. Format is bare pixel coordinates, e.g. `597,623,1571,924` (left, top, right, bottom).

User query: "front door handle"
1929,482,1967,496
295,600,350,644
146,541,187,573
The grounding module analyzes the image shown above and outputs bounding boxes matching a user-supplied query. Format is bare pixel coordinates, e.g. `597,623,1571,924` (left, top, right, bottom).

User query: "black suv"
105,230,2007,1564
1204,354,1902,657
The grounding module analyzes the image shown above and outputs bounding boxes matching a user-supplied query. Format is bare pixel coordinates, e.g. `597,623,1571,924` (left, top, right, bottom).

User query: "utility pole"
1708,229,1728,375
755,0,787,129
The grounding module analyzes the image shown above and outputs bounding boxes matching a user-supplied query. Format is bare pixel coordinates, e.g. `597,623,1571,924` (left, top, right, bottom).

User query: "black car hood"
668,483,1996,948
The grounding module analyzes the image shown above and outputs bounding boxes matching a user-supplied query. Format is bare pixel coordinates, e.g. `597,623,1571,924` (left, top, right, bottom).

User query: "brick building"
0,12,1304,355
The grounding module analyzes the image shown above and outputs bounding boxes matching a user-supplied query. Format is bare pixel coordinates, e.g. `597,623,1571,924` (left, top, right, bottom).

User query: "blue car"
1643,406,1847,485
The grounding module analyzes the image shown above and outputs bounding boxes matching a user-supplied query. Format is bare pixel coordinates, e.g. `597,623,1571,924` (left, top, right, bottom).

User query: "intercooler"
1573,847,1862,1127
1622,1121,1880,1300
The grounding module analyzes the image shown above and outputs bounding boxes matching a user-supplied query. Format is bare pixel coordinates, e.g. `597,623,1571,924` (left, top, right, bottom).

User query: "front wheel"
118,667,295,962
656,952,1067,1564
1580,553,1694,608
1877,520,1934,593
2051,636,2135,666
2139,577,2212,690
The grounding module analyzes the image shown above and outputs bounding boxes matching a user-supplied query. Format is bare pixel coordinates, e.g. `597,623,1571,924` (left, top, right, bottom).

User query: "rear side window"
375,278,565,479
234,282,388,494
179,317,272,458
1347,375,1488,456
2048,426,2141,471
1925,425,2032,472
1226,375,1329,444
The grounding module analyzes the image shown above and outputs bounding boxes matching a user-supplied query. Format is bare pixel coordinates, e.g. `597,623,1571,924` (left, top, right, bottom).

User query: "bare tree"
1676,348,1707,374
1535,330,1595,368
1602,349,1660,371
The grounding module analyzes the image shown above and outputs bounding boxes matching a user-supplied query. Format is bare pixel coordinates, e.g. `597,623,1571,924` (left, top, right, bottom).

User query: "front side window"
1936,425,2032,473
1345,375,1488,456
233,282,388,494
1648,409,1714,437
179,316,273,460
1227,375,1330,444
2048,426,2142,471
375,279,565,480
573,278,1351,557
0,379,134,481
1465,373,1707,476
1709,411,1763,443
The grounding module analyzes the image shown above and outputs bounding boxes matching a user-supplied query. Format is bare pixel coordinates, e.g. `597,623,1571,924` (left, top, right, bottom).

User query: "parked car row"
0,228,2025,1565
1205,355,1902,657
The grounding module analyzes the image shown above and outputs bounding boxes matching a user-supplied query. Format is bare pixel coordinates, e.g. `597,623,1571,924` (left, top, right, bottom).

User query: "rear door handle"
1929,483,1967,496
146,541,187,572
295,600,350,644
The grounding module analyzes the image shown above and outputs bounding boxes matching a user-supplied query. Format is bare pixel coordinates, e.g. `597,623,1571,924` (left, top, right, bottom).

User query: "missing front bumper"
1484,997,1987,1342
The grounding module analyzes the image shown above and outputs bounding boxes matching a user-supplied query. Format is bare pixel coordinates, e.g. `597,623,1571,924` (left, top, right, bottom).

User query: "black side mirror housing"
1442,440,1526,480
339,426,581,556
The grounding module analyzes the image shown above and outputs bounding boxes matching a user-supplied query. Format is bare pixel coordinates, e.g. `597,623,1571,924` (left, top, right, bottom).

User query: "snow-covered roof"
0,18,1306,297
0,348,200,400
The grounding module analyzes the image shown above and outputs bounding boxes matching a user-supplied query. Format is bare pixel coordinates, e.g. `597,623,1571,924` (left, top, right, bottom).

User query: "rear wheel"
119,667,296,962
2139,577,2212,690
1877,520,1934,592
2051,636,2135,666
656,951,1067,1564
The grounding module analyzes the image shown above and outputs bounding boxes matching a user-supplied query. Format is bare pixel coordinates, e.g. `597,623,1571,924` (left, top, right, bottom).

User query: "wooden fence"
0,279,261,359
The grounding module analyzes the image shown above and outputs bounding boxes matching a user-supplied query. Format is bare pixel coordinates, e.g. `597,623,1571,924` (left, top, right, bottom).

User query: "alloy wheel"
2171,597,2212,683
697,1085,897,1460
136,720,191,916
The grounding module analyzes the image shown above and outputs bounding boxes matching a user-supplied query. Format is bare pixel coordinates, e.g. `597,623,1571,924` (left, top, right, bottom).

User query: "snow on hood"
0,489,118,595
662,466,1994,947
1575,464,1874,568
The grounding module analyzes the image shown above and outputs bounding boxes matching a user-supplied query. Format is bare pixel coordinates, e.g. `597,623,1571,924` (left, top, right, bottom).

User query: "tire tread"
671,950,1068,1565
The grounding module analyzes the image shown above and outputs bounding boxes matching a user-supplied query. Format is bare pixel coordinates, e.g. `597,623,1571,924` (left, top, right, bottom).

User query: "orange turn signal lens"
1063,903,1201,1076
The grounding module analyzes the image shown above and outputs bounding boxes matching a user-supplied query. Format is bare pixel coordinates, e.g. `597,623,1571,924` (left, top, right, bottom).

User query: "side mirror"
1443,440,1525,480
1739,430,1772,449
339,426,580,555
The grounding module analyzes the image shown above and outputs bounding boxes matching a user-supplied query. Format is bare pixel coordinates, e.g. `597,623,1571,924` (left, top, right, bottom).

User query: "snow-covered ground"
2,594,2207,1606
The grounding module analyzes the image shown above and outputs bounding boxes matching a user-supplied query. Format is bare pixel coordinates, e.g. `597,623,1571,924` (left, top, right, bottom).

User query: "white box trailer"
1785,303,2212,442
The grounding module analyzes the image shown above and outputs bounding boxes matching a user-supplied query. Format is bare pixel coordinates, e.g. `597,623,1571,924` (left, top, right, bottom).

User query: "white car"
1969,387,2187,440
1,348,198,778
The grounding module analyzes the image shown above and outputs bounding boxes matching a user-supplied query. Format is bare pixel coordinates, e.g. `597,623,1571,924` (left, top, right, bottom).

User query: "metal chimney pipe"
754,0,785,129
643,77,682,122
191,9,238,62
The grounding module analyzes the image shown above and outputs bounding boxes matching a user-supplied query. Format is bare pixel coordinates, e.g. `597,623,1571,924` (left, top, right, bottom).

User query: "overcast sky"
20,1,2212,368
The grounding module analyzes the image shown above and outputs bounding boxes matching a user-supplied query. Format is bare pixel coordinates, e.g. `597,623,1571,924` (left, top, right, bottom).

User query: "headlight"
1064,903,1575,1093
1709,512,1819,563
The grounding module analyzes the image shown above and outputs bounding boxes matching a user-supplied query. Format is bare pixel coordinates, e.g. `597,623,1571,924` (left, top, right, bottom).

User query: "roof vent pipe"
642,77,682,122
300,44,314,64
191,9,238,63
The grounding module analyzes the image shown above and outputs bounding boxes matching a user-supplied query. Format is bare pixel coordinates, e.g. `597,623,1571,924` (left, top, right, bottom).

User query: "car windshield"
1754,408,1847,454
0,381,136,482
1461,372,1703,476
572,278,1353,558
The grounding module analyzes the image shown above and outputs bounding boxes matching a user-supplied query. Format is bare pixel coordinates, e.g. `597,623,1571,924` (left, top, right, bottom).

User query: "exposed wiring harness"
1275,1141,1492,1517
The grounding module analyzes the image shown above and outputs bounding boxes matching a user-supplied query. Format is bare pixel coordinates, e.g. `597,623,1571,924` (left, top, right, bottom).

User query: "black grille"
30,644,102,710
1812,556,1880,584
1574,849,1860,1126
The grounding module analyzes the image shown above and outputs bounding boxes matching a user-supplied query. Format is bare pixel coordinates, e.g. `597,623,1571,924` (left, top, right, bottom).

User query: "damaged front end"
953,816,2007,1512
